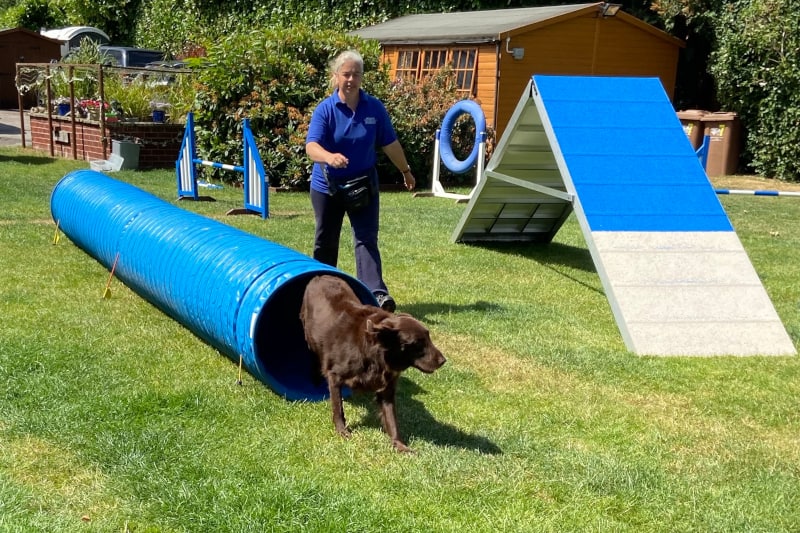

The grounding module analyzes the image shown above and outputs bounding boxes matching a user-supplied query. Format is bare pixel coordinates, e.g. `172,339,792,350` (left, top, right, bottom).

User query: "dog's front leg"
376,381,411,453
327,374,351,438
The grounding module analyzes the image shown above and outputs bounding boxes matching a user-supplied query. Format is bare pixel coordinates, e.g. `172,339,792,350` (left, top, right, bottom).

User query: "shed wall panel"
381,44,498,133
0,30,62,107
475,44,498,129
369,9,682,140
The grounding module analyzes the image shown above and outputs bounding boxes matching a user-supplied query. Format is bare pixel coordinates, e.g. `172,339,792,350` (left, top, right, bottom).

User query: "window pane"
450,48,477,94
421,49,447,77
397,47,477,94
396,50,420,81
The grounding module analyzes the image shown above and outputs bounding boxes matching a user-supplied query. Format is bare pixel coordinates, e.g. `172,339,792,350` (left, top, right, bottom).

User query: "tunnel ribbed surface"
50,170,377,401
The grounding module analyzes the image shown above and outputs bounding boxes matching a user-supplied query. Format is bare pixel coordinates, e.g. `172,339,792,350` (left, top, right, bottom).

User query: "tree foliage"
0,0,64,30
4,0,799,180
710,0,800,180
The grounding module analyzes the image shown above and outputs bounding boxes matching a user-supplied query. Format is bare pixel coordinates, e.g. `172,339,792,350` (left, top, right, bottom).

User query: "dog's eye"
405,338,425,352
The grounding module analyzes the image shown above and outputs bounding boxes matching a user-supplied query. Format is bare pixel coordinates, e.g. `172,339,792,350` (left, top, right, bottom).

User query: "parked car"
99,46,165,68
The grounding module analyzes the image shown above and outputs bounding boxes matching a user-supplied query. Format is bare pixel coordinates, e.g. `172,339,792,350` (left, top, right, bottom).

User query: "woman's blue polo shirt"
306,89,398,194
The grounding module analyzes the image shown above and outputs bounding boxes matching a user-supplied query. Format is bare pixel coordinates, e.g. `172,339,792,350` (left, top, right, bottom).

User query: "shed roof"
351,3,602,44
0,26,61,44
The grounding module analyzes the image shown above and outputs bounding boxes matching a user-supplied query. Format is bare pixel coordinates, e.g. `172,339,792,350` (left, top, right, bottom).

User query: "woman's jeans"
310,186,389,297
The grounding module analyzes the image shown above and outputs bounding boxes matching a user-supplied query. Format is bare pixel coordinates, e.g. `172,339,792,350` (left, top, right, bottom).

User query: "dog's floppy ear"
368,316,404,345
366,318,394,335
366,319,402,353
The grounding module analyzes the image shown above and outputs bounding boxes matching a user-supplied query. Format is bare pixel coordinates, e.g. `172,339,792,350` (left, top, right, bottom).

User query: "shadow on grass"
466,241,604,296
401,300,501,325
348,378,502,455
476,241,595,271
0,153,58,165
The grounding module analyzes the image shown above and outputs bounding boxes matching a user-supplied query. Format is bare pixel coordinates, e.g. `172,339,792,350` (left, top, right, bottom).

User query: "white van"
40,26,110,58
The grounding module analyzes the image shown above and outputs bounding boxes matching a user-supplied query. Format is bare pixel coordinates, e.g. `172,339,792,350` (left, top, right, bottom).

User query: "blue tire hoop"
439,100,486,174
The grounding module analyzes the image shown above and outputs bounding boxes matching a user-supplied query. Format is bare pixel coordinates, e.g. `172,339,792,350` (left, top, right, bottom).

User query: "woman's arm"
306,141,350,169
382,140,416,191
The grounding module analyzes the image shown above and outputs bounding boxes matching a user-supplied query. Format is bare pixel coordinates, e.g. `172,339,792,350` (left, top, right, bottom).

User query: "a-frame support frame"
453,75,795,356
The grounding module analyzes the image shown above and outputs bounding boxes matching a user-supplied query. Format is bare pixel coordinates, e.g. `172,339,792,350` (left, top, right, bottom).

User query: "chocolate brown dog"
300,275,446,452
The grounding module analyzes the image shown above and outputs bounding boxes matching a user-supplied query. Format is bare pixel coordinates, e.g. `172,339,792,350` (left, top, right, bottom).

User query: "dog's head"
367,314,446,373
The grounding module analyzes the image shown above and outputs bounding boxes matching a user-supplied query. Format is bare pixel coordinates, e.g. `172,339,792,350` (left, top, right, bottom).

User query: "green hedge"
710,0,800,181
191,27,489,189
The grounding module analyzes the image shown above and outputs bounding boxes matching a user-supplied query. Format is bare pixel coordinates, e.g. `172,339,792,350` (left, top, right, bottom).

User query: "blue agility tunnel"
51,170,378,401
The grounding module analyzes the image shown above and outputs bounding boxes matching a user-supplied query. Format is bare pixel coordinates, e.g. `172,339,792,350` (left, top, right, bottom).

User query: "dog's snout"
415,346,446,373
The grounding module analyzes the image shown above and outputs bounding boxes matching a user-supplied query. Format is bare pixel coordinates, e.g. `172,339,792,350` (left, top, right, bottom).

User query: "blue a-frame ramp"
453,75,796,356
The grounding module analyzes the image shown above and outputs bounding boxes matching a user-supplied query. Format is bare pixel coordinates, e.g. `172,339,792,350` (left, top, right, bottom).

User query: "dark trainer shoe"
376,293,396,313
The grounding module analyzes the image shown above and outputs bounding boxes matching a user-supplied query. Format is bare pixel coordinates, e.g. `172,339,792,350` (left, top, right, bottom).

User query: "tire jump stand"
416,99,487,203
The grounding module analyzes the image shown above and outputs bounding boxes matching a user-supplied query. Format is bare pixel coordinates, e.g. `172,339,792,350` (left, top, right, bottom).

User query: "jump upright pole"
51,169,378,401
176,112,269,218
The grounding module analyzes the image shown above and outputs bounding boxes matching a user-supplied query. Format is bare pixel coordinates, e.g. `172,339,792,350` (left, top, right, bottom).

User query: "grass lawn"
1,146,799,532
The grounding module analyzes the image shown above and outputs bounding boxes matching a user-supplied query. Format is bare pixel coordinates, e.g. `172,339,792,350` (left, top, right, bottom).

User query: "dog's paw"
392,440,414,454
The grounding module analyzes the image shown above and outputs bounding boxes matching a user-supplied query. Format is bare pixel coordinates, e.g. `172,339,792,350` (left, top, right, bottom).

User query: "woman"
305,49,415,312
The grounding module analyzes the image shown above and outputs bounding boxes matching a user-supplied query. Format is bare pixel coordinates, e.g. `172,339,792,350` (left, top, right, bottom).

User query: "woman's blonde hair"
329,49,364,90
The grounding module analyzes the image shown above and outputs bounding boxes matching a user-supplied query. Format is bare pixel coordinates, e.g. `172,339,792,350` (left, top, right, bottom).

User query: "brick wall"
107,121,185,169
29,114,184,169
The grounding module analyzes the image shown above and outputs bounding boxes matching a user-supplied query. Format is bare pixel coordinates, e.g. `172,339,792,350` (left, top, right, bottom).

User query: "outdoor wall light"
600,2,621,17
505,37,525,60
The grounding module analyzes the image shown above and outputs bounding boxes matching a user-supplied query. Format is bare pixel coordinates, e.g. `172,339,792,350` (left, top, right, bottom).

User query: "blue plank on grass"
533,75,732,233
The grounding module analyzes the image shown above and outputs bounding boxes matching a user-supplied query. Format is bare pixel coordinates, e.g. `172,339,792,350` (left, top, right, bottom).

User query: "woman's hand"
327,153,349,169
403,170,416,191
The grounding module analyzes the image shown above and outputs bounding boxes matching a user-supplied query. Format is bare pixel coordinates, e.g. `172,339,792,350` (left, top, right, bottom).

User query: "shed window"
421,49,448,78
396,50,420,82
394,47,478,96
450,48,476,96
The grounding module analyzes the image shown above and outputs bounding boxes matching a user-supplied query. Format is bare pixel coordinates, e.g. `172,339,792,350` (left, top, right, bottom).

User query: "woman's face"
336,60,363,97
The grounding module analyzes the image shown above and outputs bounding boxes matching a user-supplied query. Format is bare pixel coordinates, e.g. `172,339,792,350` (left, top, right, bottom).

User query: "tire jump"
420,99,487,202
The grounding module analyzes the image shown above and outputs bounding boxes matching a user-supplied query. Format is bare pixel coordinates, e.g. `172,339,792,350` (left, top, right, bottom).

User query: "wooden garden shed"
0,27,61,108
351,3,685,138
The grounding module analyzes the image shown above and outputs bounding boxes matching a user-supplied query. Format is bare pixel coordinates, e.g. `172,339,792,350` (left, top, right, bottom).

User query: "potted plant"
54,96,71,116
150,100,170,122
78,98,108,121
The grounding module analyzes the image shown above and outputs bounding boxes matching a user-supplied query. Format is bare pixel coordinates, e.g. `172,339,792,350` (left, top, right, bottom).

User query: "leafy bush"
103,76,155,120
134,0,204,57
0,0,65,31
378,68,495,188
710,0,800,181
191,27,487,188
190,26,352,187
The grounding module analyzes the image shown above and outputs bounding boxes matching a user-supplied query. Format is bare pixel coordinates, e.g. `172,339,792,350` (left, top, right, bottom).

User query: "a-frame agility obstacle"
453,75,795,356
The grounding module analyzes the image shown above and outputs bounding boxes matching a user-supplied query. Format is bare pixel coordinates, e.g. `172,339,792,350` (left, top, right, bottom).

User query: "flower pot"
57,103,70,116
152,110,166,123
